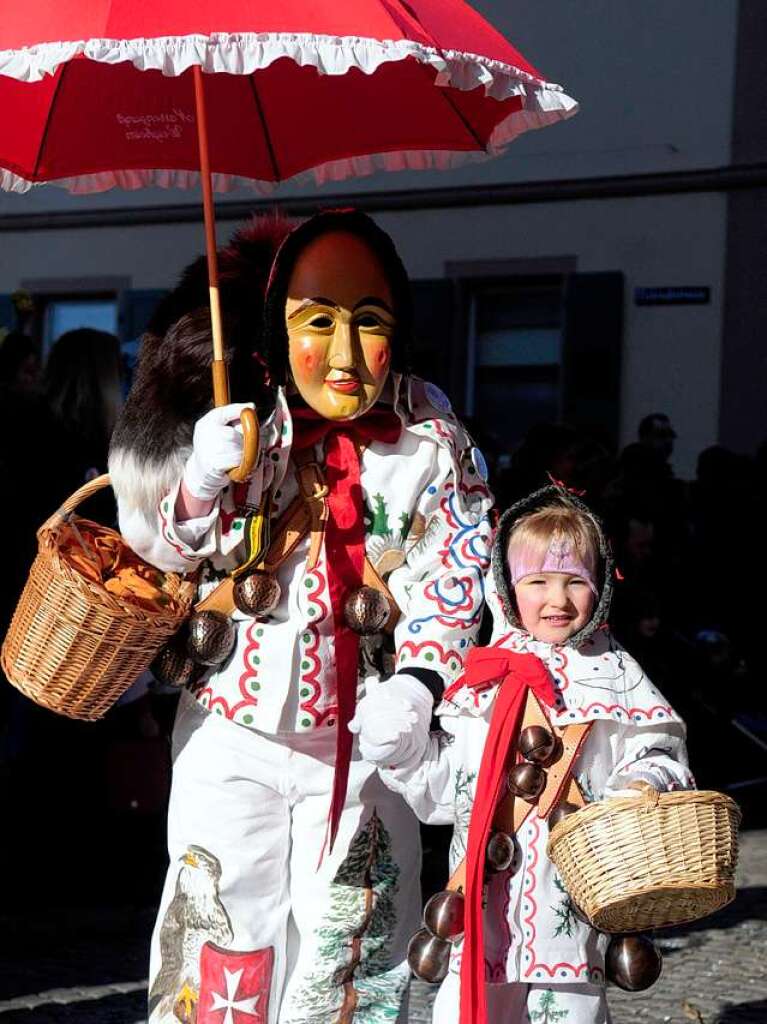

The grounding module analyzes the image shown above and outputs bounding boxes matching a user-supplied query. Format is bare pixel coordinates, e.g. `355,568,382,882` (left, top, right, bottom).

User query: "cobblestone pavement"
0,832,764,1023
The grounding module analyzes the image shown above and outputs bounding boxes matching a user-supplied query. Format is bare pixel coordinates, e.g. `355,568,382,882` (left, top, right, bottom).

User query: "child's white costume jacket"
382,624,694,986
379,484,694,998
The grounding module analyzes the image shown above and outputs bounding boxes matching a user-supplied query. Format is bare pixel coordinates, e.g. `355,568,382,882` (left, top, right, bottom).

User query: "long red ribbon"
291,406,401,854
458,648,557,1024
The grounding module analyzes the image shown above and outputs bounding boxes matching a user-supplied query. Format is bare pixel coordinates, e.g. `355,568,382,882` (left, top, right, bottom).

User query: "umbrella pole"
193,65,258,481
193,65,228,407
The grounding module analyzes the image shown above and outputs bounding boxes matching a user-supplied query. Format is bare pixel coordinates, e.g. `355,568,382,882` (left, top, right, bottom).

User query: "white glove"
348,673,434,768
182,403,255,501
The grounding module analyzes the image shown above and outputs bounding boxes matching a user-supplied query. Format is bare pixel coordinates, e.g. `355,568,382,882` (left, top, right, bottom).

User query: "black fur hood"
109,215,291,516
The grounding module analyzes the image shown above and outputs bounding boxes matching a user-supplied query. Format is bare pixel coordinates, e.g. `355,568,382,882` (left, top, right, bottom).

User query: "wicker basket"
547,788,741,933
1,474,195,721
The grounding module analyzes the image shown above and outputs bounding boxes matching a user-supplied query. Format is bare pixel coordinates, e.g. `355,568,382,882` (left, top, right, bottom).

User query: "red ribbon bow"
458,648,557,1024
291,406,402,856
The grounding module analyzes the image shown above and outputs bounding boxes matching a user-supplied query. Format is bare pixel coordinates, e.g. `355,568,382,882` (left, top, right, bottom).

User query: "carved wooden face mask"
285,231,394,421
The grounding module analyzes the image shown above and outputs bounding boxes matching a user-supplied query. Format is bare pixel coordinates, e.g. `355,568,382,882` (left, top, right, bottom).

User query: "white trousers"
432,971,612,1023
148,693,422,1024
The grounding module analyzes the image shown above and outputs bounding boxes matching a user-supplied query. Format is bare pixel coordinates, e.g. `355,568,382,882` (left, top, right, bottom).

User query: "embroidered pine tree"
398,511,411,542
450,767,477,864
529,988,570,1022
288,812,405,1024
371,494,390,537
551,876,577,938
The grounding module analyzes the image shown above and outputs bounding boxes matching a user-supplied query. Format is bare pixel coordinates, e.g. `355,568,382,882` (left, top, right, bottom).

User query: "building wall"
0,0,742,477
1,189,727,477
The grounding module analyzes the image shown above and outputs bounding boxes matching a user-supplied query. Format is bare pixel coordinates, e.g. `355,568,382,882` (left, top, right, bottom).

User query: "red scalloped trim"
297,566,337,728
158,498,199,563
521,817,603,982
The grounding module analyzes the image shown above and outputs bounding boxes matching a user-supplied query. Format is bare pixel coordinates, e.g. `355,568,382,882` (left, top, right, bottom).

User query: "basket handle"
39,473,112,534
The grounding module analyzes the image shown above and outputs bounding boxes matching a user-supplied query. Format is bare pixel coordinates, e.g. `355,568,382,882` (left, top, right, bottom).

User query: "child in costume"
353,484,694,1024
110,210,493,1024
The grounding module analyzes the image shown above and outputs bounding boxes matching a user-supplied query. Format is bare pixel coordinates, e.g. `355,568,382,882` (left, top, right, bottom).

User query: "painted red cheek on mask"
368,344,391,373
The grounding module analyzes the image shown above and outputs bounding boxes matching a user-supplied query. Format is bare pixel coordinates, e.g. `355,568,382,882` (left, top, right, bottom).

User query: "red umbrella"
0,1,577,475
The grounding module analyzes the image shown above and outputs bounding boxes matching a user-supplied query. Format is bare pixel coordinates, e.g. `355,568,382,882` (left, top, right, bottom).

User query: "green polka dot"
215,707,223,715
300,688,310,697
256,628,264,637
425,652,435,662
163,502,169,512
232,519,243,530
308,608,316,616
253,655,260,664
304,579,313,588
250,680,260,691
301,660,310,670
282,424,288,435
243,714,253,724
301,718,311,728
451,661,458,671
303,632,311,642
424,423,432,429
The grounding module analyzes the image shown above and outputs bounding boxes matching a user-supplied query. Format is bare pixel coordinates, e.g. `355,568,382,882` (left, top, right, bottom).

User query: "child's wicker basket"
1,474,195,721
547,787,741,933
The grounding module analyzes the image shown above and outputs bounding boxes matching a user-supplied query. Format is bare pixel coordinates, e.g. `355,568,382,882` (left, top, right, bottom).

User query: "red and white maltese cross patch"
197,942,274,1024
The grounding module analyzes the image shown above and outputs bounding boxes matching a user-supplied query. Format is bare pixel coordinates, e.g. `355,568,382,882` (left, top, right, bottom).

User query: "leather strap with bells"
194,450,401,629
443,694,591,896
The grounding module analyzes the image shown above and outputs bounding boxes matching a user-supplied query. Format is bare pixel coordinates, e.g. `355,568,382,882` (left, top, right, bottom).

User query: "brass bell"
606,934,663,991
486,831,516,872
187,610,236,667
423,890,465,942
151,631,197,688
519,725,557,765
407,927,451,984
548,801,580,830
233,570,282,617
507,761,546,800
343,585,390,635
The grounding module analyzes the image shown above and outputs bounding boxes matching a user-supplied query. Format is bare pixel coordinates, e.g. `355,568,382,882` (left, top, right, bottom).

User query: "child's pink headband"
508,535,599,595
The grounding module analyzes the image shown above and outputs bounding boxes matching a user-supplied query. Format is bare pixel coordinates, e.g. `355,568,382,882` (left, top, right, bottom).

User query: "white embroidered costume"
116,377,493,1024
376,487,694,1024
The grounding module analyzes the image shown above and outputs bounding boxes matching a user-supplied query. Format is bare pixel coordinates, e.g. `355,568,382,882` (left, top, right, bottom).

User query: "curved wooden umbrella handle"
228,407,260,483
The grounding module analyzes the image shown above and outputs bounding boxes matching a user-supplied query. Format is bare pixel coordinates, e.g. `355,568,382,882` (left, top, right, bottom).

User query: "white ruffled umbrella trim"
0,30,571,98
0,32,578,194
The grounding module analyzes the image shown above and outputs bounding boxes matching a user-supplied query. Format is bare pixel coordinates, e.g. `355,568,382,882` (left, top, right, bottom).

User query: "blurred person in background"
1,326,148,912
496,421,612,508
44,327,123,503
638,411,676,464
0,329,40,395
